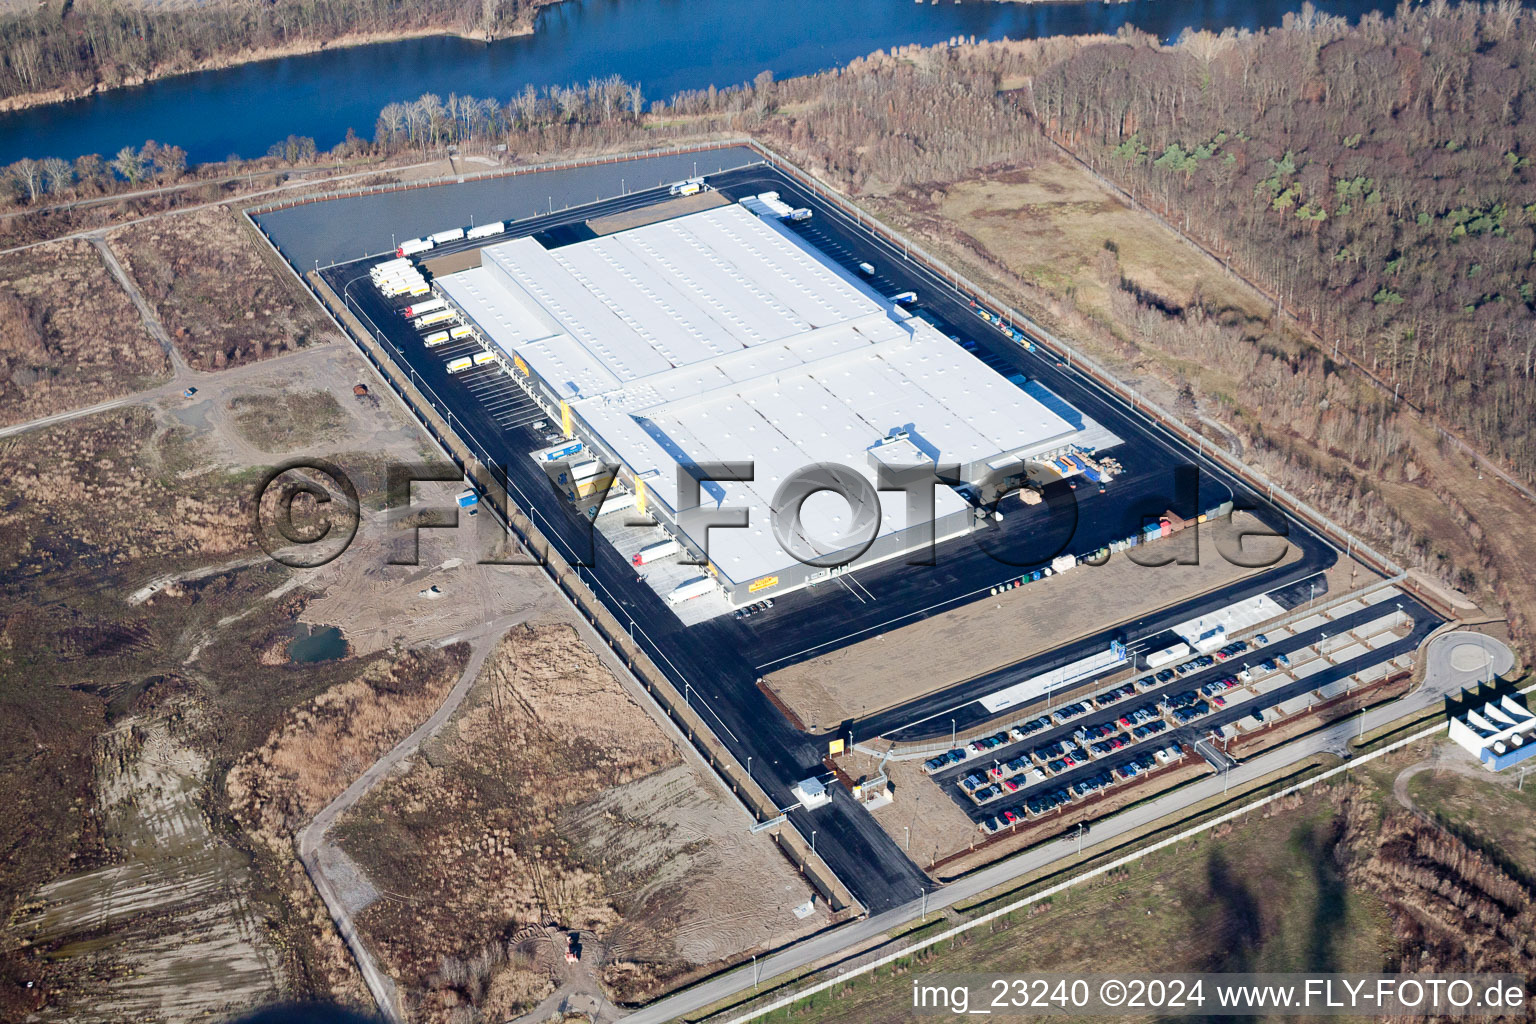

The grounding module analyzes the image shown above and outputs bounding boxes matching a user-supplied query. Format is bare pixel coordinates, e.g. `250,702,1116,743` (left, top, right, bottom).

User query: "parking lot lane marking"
835,575,868,605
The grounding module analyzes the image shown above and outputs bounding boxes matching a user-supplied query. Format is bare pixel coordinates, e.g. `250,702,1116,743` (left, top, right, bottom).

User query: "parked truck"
667,576,716,605
449,324,475,340
632,538,681,566
422,330,451,348
472,350,496,366
397,237,433,257
595,490,638,517
402,297,447,318
445,356,474,373
429,227,466,244
413,310,455,329
466,221,506,240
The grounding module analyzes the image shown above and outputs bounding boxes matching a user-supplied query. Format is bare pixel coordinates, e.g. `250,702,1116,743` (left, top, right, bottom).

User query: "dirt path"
88,232,190,376
507,930,623,1024
0,336,362,441
0,157,446,259
1392,744,1518,814
296,614,531,1024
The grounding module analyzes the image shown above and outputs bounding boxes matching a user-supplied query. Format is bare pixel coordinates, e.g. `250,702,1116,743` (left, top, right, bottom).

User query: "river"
3,0,1404,167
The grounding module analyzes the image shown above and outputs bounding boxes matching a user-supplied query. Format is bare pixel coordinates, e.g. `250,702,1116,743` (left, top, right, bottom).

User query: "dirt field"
13,708,286,1023
0,238,168,427
766,513,1299,728
0,311,559,1019
893,157,1271,328
228,388,350,451
109,205,341,370
334,622,828,1020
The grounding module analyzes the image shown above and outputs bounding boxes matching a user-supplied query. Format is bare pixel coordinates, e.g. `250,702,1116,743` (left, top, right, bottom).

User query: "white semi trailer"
667,576,716,605
632,538,681,566
466,221,506,240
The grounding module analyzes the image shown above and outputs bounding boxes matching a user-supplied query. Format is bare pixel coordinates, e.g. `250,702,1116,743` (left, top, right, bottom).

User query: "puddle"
288,623,348,663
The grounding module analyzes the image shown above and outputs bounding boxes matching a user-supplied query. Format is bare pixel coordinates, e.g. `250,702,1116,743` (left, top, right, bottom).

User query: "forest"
1027,2,1536,483
0,0,551,101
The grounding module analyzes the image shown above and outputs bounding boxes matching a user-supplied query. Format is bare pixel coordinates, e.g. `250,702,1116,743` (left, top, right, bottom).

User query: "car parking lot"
918,585,1439,830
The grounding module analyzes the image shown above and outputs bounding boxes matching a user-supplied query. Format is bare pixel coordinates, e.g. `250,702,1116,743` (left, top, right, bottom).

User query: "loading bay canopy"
978,644,1129,714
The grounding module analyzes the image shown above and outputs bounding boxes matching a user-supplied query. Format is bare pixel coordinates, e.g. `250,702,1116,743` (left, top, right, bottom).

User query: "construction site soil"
766,513,1298,728
0,238,168,425
333,622,829,1020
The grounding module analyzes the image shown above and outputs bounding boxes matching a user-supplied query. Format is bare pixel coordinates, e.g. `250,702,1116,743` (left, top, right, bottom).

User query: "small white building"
791,776,832,810
1448,694,1536,771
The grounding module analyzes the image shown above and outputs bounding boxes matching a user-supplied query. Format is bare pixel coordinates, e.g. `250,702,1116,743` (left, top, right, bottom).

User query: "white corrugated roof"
438,202,1088,584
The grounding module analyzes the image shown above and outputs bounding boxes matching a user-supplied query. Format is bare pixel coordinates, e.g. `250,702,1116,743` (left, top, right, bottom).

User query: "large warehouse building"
437,198,1100,606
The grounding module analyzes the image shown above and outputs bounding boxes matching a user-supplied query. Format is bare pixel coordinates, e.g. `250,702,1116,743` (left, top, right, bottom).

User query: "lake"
3,0,1408,166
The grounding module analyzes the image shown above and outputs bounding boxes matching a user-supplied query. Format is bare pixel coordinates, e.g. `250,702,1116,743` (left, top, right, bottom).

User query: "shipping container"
1145,642,1191,668
371,257,411,276
429,228,466,244
568,474,614,500
456,490,479,508
445,356,474,374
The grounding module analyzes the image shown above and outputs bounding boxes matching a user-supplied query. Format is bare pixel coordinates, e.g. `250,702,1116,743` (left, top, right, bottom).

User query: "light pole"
811,830,817,856
752,954,759,990
904,825,910,852
747,756,752,779
951,719,956,748
1076,822,1086,856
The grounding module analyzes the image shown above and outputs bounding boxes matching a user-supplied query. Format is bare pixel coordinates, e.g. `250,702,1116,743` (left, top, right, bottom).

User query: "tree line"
0,0,552,101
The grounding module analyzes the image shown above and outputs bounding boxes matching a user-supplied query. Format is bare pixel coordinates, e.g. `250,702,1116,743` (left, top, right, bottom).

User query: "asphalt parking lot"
298,161,1405,912
923,591,1440,827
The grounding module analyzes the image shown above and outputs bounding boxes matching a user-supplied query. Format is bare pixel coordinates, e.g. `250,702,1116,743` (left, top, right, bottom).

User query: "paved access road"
621,631,1502,1024
316,163,1363,914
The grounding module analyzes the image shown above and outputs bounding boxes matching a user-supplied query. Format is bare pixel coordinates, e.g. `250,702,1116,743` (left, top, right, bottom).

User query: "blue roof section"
1482,741,1536,772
